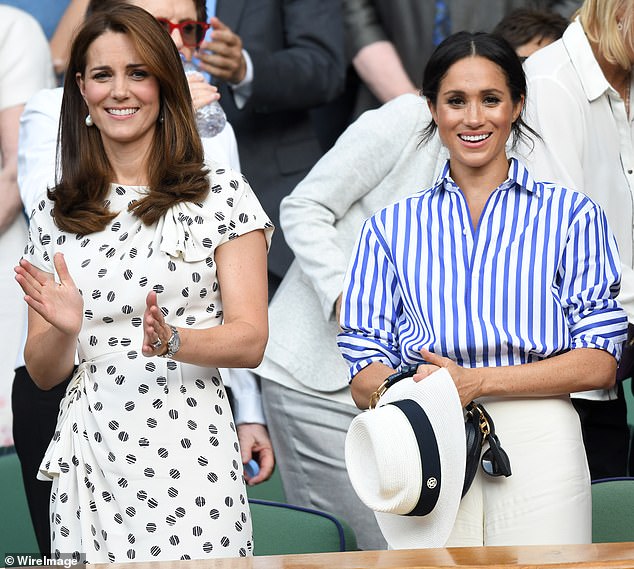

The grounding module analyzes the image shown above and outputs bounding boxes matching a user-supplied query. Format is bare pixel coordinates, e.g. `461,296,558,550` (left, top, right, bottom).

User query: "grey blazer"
260,94,447,392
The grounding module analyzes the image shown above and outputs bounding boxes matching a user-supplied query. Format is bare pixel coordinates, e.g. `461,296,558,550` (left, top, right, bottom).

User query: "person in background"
15,4,272,562
0,4,54,448
12,0,273,558
197,0,346,296
259,95,441,551
196,2,346,490
519,0,634,479
257,9,571,550
0,1,71,38
492,7,569,59
340,31,626,547
313,0,554,153
342,0,531,120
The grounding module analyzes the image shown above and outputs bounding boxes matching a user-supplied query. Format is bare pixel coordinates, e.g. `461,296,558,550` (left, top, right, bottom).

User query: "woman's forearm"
143,231,270,369
352,347,617,410
350,361,397,409
420,347,617,407
473,348,616,399
24,326,77,390
169,320,268,369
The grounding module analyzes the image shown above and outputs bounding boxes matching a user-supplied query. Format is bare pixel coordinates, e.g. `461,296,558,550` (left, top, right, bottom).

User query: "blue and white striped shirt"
338,159,628,380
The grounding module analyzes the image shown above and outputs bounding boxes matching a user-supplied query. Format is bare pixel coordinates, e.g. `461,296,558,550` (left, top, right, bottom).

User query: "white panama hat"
345,367,465,549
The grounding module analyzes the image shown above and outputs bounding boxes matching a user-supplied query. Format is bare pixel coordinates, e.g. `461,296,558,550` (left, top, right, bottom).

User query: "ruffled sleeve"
159,163,274,262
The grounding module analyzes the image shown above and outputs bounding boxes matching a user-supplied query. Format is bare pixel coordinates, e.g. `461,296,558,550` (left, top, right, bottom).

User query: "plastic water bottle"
182,56,226,137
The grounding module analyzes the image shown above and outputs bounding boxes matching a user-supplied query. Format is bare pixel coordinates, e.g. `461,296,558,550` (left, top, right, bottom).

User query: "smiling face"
77,31,160,156
131,0,200,61
428,55,523,186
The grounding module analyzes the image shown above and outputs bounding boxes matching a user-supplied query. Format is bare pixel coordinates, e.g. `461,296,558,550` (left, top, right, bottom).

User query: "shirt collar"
563,18,613,103
432,157,541,197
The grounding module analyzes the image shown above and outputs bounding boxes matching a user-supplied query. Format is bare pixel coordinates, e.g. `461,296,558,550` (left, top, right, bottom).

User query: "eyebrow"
441,88,506,97
88,63,147,72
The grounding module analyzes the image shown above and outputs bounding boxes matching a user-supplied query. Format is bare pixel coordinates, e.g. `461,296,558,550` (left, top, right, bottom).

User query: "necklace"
626,80,631,118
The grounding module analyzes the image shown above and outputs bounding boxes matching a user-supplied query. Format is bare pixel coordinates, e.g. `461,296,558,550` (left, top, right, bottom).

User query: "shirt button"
628,169,633,174
463,229,468,235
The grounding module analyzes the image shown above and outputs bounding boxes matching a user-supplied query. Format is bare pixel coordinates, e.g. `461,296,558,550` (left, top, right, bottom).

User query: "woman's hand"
415,348,482,407
14,252,83,336
142,290,172,357
186,72,221,111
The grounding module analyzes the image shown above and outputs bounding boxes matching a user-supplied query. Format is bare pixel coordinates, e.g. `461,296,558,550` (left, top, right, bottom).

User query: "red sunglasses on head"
156,17,210,47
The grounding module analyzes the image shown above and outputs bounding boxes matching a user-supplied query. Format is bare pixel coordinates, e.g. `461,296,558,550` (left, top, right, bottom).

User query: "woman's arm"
350,347,617,410
0,105,25,234
417,347,616,408
49,0,88,77
350,361,398,408
14,253,81,389
142,229,269,368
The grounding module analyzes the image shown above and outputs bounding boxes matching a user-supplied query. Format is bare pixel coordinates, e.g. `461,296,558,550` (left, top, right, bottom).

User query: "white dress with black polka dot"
25,165,273,563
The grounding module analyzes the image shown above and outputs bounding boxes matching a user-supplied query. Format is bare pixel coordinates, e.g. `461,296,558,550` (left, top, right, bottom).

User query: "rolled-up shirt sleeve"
559,201,628,359
337,213,402,380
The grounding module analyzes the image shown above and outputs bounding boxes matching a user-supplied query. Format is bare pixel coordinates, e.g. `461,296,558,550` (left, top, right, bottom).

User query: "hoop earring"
85,114,93,127
618,20,624,31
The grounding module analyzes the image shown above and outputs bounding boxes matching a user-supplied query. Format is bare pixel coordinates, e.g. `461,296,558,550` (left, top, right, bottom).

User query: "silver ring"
151,338,162,350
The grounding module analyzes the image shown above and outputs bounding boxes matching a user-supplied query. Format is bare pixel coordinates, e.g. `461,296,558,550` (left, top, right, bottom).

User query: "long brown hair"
52,3,209,234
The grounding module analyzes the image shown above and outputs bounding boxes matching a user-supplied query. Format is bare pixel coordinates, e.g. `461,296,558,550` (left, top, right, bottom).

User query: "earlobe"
513,96,525,123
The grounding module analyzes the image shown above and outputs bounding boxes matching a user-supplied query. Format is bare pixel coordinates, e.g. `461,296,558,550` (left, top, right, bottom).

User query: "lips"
458,133,491,142
106,107,139,116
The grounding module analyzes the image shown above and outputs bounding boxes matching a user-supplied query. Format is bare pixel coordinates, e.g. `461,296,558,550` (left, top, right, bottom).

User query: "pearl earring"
85,114,93,127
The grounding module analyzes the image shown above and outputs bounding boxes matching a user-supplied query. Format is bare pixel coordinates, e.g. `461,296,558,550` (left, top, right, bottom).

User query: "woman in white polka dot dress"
14,5,272,564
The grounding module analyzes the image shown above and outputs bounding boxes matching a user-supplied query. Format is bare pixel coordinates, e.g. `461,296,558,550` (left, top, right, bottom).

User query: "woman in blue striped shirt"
338,32,628,546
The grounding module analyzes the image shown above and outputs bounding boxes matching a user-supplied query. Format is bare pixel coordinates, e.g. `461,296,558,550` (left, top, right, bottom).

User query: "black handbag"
463,401,511,497
616,324,634,382
370,365,512,498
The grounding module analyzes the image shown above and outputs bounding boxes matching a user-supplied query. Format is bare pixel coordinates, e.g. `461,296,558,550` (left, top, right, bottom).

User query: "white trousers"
447,396,591,547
